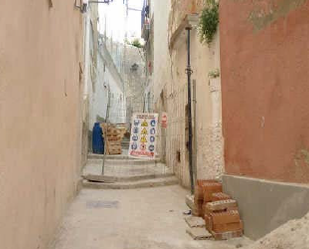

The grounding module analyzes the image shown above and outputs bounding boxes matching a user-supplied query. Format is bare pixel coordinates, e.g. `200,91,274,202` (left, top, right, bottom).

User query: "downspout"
185,27,194,194
83,4,91,101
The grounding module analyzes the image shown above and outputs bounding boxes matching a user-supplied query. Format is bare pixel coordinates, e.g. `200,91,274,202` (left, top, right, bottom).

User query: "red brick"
211,192,231,202
227,206,239,212
192,207,203,217
194,185,204,203
212,221,243,233
194,198,203,206
211,210,240,225
195,180,219,202
201,182,222,202
204,214,212,232
206,199,237,211
196,179,218,187
203,204,222,216
211,230,243,240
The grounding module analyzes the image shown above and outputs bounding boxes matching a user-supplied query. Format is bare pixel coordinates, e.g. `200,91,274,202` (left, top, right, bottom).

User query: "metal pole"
185,27,194,194
192,79,197,182
102,86,111,175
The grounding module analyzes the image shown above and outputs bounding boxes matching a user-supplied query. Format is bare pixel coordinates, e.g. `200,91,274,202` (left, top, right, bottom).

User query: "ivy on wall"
198,0,219,45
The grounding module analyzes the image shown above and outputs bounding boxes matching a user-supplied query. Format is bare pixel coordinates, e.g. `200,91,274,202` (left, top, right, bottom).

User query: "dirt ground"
49,186,252,249
245,212,309,249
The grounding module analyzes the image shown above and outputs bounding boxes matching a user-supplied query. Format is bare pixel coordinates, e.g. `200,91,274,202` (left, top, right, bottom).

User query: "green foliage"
198,0,219,45
208,68,220,78
130,38,143,48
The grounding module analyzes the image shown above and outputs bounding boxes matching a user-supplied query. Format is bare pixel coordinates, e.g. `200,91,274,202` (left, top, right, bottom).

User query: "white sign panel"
129,113,159,159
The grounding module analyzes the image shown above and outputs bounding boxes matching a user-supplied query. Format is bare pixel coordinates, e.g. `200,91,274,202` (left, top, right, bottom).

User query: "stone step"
88,153,129,160
87,157,161,166
83,176,179,189
104,159,161,165
83,173,175,183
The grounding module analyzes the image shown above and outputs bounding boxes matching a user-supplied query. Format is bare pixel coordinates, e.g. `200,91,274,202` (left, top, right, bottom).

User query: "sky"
98,0,144,43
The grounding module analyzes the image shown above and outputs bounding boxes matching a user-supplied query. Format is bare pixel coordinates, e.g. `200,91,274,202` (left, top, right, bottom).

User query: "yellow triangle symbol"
141,136,147,143
141,120,148,127
141,128,148,135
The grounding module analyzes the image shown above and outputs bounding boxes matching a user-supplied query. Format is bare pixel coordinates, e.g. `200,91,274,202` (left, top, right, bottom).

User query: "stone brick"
211,210,240,225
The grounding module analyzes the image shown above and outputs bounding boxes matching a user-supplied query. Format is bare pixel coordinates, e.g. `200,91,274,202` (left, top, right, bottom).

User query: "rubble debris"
186,227,212,240
244,212,309,249
185,195,194,210
184,215,205,228
183,210,192,215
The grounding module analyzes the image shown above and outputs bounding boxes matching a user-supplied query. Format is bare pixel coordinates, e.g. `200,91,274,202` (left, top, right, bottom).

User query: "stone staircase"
82,154,178,189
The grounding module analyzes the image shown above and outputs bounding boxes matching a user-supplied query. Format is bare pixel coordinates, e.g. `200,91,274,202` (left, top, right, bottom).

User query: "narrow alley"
2,0,309,249
49,186,251,249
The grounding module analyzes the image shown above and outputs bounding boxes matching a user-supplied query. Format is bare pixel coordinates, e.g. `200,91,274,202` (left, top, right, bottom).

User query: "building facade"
0,1,84,249
220,0,309,239
145,0,224,187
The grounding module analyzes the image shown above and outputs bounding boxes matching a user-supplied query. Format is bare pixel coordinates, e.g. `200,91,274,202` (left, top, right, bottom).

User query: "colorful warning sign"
129,113,159,159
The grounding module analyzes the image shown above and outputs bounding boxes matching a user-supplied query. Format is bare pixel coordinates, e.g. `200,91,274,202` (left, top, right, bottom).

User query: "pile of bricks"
100,123,126,155
193,180,243,240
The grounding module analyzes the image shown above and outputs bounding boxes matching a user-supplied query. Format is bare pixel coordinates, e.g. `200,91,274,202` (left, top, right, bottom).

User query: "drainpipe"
185,27,194,194
83,4,91,101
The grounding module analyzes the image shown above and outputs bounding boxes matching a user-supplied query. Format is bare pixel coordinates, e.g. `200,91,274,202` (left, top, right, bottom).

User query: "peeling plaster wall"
220,0,309,183
0,1,83,249
152,0,224,188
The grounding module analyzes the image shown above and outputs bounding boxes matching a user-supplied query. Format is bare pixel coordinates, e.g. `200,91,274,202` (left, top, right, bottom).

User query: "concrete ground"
49,186,252,249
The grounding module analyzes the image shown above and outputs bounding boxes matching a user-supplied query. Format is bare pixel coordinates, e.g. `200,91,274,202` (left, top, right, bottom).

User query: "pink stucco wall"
220,0,309,183
0,1,83,248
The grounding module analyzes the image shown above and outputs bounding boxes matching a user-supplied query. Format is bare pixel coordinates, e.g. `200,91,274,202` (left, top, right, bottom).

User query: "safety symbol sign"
141,128,148,135
140,136,147,143
150,120,156,127
141,120,148,127
129,113,159,159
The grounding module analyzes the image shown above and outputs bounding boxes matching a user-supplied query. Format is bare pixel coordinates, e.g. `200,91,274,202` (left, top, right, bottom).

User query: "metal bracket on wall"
74,0,83,12
48,0,53,8
76,0,114,13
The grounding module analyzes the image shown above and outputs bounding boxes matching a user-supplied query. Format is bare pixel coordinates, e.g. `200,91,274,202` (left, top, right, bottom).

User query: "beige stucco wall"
0,1,83,249
152,0,224,188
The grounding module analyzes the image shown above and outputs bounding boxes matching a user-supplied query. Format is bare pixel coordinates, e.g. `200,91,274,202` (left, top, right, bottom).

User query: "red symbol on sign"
161,112,168,128
140,144,146,151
